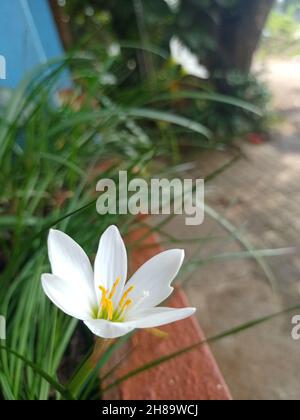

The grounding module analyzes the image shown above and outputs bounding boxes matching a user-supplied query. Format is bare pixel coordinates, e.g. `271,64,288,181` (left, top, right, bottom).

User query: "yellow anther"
122,299,133,310
99,286,107,304
119,286,135,309
118,299,133,318
99,286,107,305
109,277,121,299
149,328,169,339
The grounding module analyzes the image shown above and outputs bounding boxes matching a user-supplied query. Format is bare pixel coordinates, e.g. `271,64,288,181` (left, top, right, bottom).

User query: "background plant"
0,51,225,400
54,0,274,142
260,1,300,58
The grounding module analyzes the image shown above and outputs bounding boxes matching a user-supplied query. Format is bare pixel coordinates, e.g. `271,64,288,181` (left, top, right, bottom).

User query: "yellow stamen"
99,286,107,303
118,299,133,318
99,286,114,320
109,277,121,299
122,299,133,310
97,282,135,321
149,328,169,339
106,299,114,320
119,286,134,309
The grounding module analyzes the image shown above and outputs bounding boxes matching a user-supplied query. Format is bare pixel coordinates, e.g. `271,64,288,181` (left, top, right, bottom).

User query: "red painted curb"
103,226,232,400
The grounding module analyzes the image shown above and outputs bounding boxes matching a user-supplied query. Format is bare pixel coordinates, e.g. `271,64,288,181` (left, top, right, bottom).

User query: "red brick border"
103,225,232,400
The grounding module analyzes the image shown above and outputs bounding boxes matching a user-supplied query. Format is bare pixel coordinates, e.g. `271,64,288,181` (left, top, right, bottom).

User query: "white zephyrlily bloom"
170,36,210,79
41,225,195,339
164,0,180,12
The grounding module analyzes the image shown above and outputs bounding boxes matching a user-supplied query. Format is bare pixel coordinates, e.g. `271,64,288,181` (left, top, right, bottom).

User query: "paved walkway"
162,59,300,400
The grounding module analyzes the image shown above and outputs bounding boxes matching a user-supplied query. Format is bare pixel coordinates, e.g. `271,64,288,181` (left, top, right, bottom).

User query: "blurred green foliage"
260,2,300,57
63,0,239,68
59,0,272,140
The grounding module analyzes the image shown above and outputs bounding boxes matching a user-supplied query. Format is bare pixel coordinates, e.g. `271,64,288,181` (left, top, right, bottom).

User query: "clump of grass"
0,51,213,399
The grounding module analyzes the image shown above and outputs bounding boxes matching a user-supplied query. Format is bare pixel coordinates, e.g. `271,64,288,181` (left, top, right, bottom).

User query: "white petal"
84,319,135,339
47,229,96,308
186,63,210,79
94,225,127,305
170,36,210,79
128,307,196,328
42,274,94,320
126,249,184,313
170,36,180,62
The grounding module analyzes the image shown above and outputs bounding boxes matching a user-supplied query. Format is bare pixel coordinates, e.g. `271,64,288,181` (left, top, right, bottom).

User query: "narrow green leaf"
143,91,262,115
103,303,300,392
205,204,279,291
0,346,72,400
185,247,295,270
126,108,212,138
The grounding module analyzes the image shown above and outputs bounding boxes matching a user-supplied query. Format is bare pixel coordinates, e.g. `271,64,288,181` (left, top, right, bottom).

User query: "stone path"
160,59,300,400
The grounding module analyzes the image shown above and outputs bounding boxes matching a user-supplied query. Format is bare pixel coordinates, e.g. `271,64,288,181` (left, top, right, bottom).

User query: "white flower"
41,225,196,339
100,73,117,86
170,36,210,79
164,0,180,12
107,43,121,57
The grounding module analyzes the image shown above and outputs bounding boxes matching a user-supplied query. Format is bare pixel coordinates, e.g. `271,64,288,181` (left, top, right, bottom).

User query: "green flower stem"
68,338,110,399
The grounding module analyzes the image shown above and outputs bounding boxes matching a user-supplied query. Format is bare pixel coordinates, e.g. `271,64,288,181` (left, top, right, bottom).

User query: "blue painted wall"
0,0,71,89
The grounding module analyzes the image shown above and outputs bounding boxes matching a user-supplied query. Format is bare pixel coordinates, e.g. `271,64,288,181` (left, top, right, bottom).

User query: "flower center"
97,277,134,322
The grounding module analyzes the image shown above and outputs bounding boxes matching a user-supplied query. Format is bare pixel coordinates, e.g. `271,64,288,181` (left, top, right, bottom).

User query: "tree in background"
175,0,275,95
60,0,275,76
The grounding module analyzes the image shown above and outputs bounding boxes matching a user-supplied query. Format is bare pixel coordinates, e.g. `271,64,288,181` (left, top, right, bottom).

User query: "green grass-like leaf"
0,346,73,400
